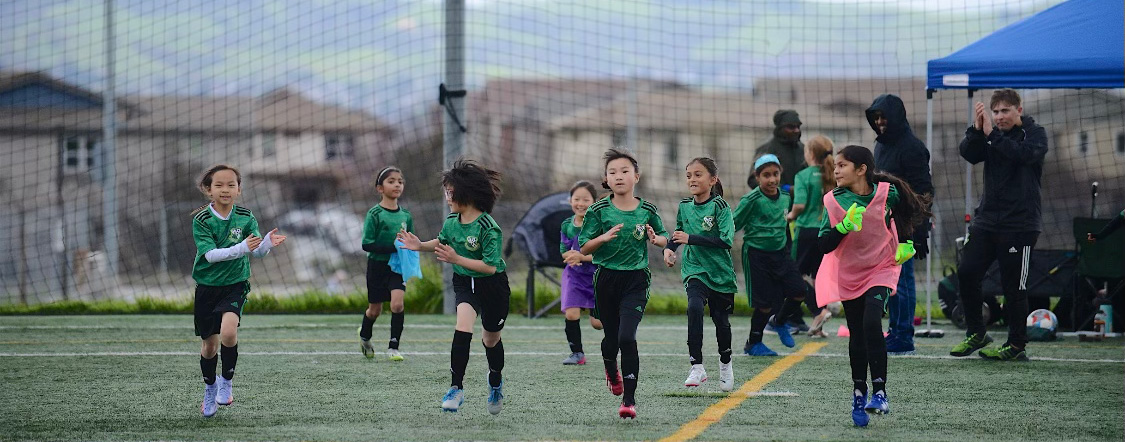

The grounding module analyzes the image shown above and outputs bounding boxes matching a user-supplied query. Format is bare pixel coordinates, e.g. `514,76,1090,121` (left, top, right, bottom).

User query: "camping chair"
504,192,573,318
1071,217,1125,331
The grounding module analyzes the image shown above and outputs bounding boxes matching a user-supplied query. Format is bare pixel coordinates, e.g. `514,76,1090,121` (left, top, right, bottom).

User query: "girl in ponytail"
663,157,737,392
786,136,837,337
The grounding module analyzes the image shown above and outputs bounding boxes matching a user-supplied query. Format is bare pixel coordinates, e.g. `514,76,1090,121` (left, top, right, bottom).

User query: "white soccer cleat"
684,364,707,387
387,348,404,361
718,361,734,392
201,381,218,417
441,387,464,412
216,376,233,406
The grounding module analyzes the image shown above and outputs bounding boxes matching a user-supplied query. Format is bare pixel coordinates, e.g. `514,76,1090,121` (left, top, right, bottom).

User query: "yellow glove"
834,202,866,234
895,240,916,265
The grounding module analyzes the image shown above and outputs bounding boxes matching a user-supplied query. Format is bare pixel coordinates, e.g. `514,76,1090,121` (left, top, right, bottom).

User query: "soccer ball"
1026,309,1057,330
1026,308,1058,341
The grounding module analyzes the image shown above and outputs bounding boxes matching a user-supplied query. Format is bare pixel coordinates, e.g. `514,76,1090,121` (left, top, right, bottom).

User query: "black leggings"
842,287,890,385
685,279,733,365
595,269,649,406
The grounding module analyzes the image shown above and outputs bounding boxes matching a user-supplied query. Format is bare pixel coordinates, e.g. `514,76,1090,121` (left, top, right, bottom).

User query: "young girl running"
191,164,286,418
398,159,508,415
734,154,808,356
579,147,668,419
359,166,414,361
816,145,929,427
786,136,836,338
560,180,604,365
663,157,737,392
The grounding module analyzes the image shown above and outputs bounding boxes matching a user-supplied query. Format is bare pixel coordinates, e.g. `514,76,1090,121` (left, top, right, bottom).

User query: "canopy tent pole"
918,89,944,338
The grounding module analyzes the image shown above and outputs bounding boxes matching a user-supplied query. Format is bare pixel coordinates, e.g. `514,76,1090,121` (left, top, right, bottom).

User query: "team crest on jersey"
465,236,480,251
228,228,242,243
400,222,408,232
701,216,715,231
632,224,646,240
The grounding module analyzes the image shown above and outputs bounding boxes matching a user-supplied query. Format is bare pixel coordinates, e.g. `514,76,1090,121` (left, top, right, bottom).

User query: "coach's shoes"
718,361,734,392
746,342,778,357
684,364,707,387
618,402,637,419
562,352,586,365
886,337,917,356
441,387,464,412
201,381,218,418
979,344,1029,361
216,376,233,406
387,348,405,361
769,316,796,348
865,391,889,414
851,391,869,427
950,332,993,357
606,368,624,396
487,381,504,415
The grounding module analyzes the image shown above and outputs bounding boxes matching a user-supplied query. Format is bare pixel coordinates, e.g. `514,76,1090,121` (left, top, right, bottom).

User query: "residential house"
0,72,392,301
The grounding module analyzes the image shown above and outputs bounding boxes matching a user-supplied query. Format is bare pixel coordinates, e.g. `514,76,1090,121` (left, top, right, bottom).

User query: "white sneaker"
201,381,218,417
441,387,464,412
684,364,707,387
216,376,233,406
718,361,734,392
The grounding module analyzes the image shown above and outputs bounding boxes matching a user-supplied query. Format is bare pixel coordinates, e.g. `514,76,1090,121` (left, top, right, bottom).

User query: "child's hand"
671,231,689,245
245,234,263,251
895,240,916,265
663,248,677,267
266,228,286,247
434,243,461,265
598,224,623,244
397,231,423,250
834,203,866,234
562,250,583,266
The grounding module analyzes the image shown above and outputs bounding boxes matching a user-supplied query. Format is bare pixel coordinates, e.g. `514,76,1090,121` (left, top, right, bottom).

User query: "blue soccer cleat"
865,391,890,415
745,342,778,356
441,386,464,412
770,316,796,348
487,381,503,415
852,392,869,427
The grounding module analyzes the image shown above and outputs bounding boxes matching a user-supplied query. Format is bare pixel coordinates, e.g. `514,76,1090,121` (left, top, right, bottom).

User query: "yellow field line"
660,342,826,442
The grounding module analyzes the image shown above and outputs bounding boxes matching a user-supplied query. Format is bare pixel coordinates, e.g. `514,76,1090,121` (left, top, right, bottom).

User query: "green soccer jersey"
732,187,791,252
437,212,506,277
793,166,828,229
362,204,415,261
192,204,260,286
675,195,737,294
818,183,900,237
579,196,668,271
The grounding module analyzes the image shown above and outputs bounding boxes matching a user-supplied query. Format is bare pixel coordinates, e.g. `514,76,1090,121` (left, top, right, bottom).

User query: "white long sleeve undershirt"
204,232,273,263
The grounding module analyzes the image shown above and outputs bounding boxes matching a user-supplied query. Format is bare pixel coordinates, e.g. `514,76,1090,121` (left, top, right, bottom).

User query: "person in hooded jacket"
866,94,933,355
750,109,805,190
950,89,1048,362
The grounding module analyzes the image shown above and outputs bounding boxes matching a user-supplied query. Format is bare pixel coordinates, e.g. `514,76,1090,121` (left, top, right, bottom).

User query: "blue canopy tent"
918,0,1125,336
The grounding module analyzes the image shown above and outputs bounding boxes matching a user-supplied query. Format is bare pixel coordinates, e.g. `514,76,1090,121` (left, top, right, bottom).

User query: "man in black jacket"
867,94,933,355
950,89,1048,361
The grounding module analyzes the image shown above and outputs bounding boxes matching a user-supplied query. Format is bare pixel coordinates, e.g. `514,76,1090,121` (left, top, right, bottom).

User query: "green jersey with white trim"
192,204,260,286
675,195,737,293
579,196,668,271
437,212,506,277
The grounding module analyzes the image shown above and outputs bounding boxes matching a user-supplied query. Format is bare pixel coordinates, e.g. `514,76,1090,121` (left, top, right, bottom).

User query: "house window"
262,133,276,158
325,134,355,160
1116,131,1124,156
664,131,679,167
1078,131,1088,155
63,136,98,174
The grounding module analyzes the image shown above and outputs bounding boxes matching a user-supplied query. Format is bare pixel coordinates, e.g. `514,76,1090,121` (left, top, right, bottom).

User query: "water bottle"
1099,305,1113,334
1093,308,1107,339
